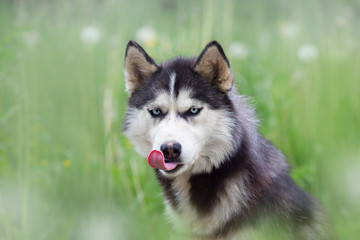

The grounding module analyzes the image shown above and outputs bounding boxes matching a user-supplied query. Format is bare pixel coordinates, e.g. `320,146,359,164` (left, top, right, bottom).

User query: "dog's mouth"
147,150,183,172
164,159,184,173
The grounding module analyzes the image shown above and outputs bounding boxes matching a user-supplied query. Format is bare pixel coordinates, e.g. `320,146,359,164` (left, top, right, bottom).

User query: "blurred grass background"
0,0,359,239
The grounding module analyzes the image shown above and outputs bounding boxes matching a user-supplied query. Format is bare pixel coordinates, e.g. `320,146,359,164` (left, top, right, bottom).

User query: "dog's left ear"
194,41,233,93
124,40,159,93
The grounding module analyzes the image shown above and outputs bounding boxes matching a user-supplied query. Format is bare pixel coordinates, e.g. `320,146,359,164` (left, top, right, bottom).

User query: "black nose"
160,142,182,160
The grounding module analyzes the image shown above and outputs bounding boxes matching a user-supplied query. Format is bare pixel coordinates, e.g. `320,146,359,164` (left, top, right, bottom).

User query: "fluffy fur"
123,40,328,239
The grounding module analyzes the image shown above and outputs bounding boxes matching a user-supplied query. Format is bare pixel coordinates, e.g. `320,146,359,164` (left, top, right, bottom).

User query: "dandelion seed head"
228,42,249,60
345,155,360,204
297,44,319,62
135,26,157,48
78,215,125,240
279,21,298,39
335,16,346,27
23,30,40,47
80,26,101,45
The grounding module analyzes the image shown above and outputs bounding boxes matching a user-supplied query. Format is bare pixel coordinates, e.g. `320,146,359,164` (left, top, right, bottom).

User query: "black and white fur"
123,40,328,239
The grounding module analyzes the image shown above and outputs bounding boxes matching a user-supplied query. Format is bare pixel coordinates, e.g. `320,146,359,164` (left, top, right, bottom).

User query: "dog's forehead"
148,89,201,112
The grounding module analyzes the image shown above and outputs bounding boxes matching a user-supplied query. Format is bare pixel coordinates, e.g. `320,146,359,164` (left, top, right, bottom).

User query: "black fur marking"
163,58,231,109
127,69,162,108
271,174,314,224
188,139,254,216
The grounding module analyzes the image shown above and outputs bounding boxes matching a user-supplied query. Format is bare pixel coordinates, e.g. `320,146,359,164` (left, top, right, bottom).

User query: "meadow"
0,0,359,239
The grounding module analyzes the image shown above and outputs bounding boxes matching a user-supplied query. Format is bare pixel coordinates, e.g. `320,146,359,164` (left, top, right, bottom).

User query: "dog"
123,40,328,239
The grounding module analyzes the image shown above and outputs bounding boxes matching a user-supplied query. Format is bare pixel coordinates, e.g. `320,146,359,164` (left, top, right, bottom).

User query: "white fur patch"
124,70,130,93
169,72,176,98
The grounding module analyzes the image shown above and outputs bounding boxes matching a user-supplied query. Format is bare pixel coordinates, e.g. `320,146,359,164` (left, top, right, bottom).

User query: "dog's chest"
164,175,211,235
163,174,248,236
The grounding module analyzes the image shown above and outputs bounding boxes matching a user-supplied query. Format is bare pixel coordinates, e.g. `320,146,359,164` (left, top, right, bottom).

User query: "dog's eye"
149,108,162,117
186,107,202,116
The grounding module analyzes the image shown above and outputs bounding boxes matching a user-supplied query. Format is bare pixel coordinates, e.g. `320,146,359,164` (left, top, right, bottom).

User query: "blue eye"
149,108,162,117
190,107,199,114
186,107,202,116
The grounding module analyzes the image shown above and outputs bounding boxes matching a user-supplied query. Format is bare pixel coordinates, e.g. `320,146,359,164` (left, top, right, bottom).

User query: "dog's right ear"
124,41,159,93
194,41,233,93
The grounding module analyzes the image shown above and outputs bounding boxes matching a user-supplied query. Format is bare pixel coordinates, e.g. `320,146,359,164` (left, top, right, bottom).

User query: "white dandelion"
80,26,101,45
335,16,346,27
279,21,298,39
338,153,360,206
135,26,157,48
228,42,249,60
78,215,122,240
23,30,40,47
297,44,319,62
348,162,360,204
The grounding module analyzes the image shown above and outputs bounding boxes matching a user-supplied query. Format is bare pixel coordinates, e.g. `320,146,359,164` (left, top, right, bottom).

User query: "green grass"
0,0,359,239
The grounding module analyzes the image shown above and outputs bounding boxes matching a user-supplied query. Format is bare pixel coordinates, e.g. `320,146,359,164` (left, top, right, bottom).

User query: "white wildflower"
80,26,101,45
23,30,40,46
342,153,360,205
135,26,157,48
297,44,319,62
78,215,122,240
279,21,298,39
335,16,346,27
228,42,249,60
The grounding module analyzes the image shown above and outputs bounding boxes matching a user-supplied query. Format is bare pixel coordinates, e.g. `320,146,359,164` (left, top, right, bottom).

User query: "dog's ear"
124,40,159,93
194,41,233,93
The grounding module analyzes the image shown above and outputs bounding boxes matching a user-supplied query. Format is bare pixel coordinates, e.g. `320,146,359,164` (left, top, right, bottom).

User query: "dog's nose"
160,142,181,160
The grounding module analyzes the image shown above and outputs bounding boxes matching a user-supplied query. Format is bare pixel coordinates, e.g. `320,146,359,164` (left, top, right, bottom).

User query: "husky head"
123,41,241,177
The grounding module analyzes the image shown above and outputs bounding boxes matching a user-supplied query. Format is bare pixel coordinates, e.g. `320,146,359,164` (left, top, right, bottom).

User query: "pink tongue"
147,150,178,171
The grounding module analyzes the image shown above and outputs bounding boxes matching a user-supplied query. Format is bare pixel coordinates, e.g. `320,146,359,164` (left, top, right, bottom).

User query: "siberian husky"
123,40,328,239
